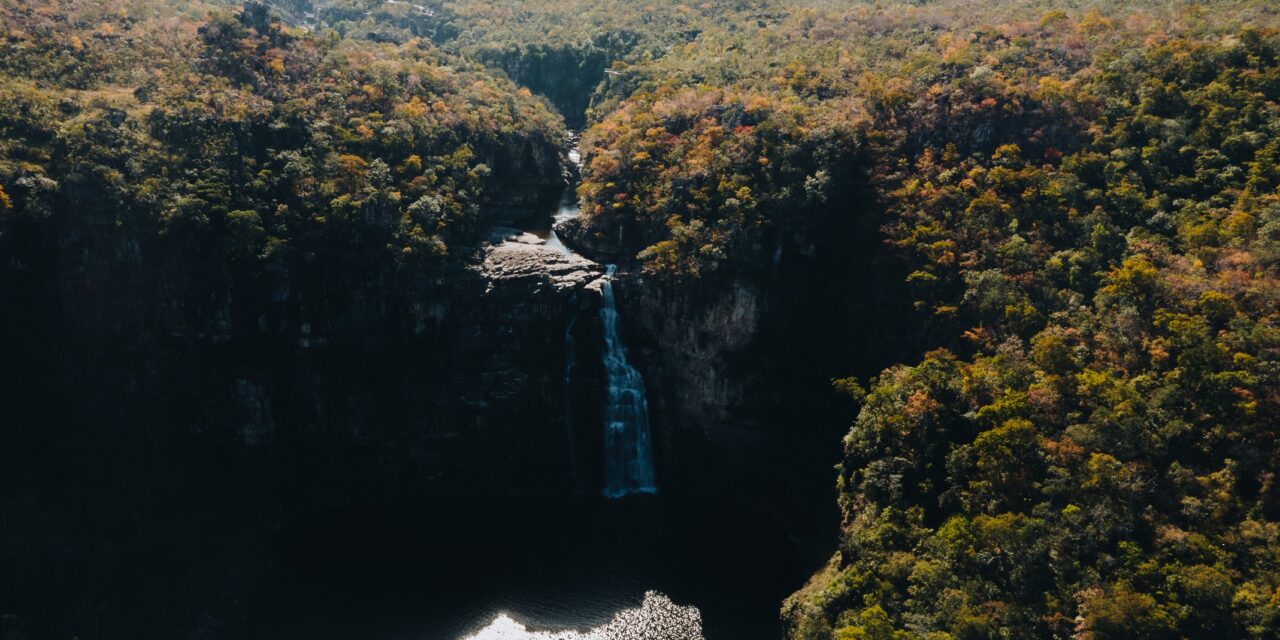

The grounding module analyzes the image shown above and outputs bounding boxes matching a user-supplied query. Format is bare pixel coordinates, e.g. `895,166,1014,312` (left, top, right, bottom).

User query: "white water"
544,139,584,257
461,592,702,640
545,139,658,498
600,265,658,498
543,198,582,256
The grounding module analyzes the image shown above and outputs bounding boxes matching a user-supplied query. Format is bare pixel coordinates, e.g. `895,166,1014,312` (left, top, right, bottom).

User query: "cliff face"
34,229,606,505
0,134,635,633
470,43,615,130
615,276,765,479
608,273,844,548
2,207,619,639
479,136,571,226
595,203,914,553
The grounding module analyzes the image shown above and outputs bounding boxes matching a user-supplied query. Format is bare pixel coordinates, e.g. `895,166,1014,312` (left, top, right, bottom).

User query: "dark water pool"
240,494,804,639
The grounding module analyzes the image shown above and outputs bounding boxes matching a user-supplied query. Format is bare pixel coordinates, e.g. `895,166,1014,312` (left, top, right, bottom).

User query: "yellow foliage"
1078,9,1114,35
398,97,429,119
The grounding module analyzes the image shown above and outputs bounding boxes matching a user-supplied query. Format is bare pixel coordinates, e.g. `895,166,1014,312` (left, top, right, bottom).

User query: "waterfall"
600,264,658,498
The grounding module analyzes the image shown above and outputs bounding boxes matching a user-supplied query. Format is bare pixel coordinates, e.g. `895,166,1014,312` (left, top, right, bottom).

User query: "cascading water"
600,264,658,498
546,136,656,498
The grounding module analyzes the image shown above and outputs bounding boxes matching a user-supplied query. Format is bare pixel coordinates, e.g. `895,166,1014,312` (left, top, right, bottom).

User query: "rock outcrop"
480,227,602,290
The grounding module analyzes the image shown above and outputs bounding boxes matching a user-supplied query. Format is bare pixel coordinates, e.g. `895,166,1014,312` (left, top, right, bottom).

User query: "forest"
1,0,1278,639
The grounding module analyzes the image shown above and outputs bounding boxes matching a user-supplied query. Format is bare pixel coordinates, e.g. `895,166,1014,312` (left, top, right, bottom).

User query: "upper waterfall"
600,264,658,498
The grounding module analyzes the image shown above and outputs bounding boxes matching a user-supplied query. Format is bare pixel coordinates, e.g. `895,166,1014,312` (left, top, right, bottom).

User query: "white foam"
460,592,702,640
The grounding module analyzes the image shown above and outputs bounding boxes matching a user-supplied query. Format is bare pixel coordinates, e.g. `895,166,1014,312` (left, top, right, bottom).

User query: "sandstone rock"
478,227,604,291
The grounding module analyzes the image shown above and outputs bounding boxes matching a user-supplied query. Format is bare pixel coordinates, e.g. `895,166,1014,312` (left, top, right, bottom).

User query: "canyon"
2,130,901,638
5,2,1278,639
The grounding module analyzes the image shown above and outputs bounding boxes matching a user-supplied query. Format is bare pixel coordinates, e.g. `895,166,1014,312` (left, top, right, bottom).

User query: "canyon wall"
0,146,629,636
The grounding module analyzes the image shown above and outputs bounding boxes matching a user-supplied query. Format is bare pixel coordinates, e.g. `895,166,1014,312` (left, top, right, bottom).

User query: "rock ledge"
477,227,604,291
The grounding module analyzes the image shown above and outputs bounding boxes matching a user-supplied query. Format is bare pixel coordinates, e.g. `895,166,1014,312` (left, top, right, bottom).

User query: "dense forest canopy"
2,0,1279,638
0,0,566,271
564,2,1280,637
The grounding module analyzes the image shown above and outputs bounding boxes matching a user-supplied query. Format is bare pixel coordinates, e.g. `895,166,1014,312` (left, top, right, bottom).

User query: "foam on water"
460,592,702,640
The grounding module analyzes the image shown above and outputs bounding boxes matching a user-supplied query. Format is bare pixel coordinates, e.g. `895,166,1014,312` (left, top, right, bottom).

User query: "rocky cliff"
0,169,616,636
43,226,607,503
589,205,915,555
